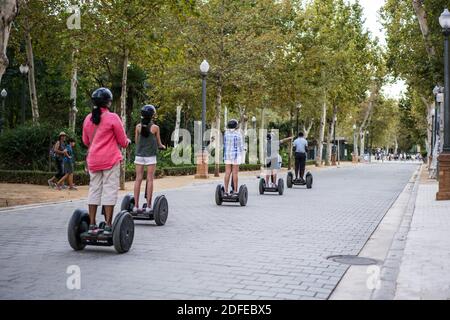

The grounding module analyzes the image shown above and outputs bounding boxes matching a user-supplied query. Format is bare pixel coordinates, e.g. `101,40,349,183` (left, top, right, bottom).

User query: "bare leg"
224,164,232,194
88,205,98,225
68,174,74,187
57,174,68,186
103,205,114,226
272,173,277,185
146,165,156,208
232,165,239,191
134,164,144,209
265,174,270,185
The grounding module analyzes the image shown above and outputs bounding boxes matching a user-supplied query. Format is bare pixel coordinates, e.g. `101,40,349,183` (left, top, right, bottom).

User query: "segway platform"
259,178,284,195
287,171,313,189
121,194,168,225
215,184,248,206
68,209,134,254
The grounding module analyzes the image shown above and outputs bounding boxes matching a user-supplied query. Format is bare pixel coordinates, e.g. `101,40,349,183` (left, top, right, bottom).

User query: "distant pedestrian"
56,138,77,190
48,132,67,189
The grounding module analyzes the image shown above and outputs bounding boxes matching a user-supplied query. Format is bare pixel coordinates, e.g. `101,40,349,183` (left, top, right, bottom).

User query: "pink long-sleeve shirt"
82,108,129,172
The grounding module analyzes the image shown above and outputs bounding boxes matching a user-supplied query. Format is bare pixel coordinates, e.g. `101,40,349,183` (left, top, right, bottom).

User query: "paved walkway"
0,163,417,299
394,174,450,299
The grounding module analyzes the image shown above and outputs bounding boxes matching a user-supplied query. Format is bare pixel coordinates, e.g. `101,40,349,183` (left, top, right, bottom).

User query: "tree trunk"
421,96,434,159
315,101,327,167
174,104,182,147
24,19,39,123
394,136,398,155
223,106,228,131
119,48,129,190
126,86,133,138
411,0,436,60
325,106,337,166
0,0,19,85
288,107,293,170
302,120,313,139
69,49,78,133
259,107,266,168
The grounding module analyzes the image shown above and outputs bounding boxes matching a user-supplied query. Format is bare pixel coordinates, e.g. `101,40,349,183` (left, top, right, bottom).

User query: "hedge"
0,164,263,186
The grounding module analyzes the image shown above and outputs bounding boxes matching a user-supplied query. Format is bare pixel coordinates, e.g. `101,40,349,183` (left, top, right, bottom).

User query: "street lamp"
200,60,209,151
195,60,210,179
0,89,7,133
19,64,29,124
437,8,450,199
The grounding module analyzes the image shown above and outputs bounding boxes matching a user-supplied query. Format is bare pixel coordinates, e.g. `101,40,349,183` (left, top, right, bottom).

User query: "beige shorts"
87,163,120,206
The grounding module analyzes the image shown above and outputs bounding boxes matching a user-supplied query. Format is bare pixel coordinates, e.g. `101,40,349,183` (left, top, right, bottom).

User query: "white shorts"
87,163,120,206
135,156,157,165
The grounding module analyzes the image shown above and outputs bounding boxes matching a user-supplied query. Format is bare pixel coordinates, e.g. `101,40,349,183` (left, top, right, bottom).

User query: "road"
0,163,418,299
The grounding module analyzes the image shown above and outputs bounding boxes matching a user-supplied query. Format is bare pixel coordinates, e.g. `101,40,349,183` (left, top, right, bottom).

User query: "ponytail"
91,106,101,125
141,117,151,137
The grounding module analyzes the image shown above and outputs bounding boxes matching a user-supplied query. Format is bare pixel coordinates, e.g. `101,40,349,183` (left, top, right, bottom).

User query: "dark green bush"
0,123,81,171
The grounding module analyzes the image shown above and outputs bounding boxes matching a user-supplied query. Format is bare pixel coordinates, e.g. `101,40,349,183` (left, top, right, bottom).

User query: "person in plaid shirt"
223,119,244,195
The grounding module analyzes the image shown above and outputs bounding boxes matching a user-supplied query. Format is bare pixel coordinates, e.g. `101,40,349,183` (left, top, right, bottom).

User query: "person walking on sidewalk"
82,87,130,236
48,132,67,189
132,105,166,213
293,132,308,182
56,138,77,190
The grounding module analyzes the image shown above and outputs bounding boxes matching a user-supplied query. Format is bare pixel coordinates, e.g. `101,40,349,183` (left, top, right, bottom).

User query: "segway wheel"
112,211,135,254
259,178,265,195
215,184,224,205
306,173,313,189
278,178,284,195
153,195,169,226
68,209,90,251
239,185,248,207
120,194,135,212
287,172,293,188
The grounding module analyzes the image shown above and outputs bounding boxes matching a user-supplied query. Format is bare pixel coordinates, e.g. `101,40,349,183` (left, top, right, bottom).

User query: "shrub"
0,123,81,171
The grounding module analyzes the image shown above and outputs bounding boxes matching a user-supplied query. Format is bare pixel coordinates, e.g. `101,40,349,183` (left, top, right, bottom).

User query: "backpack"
49,142,57,160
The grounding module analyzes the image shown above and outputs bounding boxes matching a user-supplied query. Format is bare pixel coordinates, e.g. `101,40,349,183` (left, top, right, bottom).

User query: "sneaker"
145,205,152,214
61,184,68,190
48,179,55,189
103,225,112,236
132,206,138,213
88,224,99,235
69,186,78,191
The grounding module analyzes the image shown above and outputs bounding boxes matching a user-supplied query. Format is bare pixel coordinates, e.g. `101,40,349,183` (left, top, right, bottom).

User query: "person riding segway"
120,105,168,225
68,87,134,253
215,119,248,206
287,132,313,189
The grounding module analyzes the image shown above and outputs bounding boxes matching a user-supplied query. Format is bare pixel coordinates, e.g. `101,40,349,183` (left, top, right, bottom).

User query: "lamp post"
0,89,7,133
195,60,210,179
332,115,337,165
437,9,450,199
19,64,29,124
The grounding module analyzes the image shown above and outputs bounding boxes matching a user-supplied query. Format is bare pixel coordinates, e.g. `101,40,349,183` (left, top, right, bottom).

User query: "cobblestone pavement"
0,163,418,300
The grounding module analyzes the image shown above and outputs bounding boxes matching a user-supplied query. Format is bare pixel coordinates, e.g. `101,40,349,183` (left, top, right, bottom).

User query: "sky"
356,0,407,99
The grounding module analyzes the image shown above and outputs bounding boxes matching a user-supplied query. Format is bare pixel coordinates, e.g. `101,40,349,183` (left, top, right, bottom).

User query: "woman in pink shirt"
82,87,130,236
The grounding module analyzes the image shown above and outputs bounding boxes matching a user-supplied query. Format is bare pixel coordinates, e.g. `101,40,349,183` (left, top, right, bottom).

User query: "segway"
259,176,284,195
286,171,313,189
215,177,248,206
120,179,168,226
68,207,134,254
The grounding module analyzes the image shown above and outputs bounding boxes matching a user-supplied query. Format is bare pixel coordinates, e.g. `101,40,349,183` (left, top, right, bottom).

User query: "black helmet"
141,105,156,119
91,88,113,108
227,119,238,129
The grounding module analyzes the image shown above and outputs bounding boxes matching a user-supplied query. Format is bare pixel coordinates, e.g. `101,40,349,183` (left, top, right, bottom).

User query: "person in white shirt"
293,132,308,182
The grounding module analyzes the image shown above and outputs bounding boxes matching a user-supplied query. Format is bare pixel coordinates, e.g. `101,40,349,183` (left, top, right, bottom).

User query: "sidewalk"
394,169,450,299
331,164,450,300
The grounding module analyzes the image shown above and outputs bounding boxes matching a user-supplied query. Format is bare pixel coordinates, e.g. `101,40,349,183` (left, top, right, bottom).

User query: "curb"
370,165,422,299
